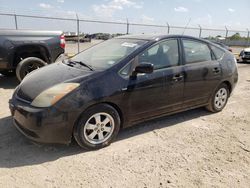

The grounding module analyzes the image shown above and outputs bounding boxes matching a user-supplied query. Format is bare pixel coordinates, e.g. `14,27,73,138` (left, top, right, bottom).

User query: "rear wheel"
206,83,229,112
16,57,46,81
74,104,121,150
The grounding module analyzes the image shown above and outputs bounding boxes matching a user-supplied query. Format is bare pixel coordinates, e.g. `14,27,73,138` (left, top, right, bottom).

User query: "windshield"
71,38,147,70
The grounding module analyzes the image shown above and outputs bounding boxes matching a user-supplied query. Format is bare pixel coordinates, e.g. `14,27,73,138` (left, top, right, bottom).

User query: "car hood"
16,62,93,102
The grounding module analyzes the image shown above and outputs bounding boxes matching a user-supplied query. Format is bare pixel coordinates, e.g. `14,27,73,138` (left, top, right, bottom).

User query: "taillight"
60,34,65,49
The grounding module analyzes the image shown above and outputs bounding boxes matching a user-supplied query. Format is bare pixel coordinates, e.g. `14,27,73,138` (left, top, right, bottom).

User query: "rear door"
181,38,222,107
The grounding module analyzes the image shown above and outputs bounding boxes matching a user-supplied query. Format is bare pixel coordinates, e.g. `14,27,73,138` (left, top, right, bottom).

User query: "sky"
0,0,250,37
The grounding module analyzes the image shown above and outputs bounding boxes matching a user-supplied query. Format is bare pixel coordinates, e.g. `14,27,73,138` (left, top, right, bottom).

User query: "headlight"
31,83,80,107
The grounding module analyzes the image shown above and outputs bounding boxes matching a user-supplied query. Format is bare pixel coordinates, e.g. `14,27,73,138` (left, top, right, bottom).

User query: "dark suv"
0,30,65,81
9,34,238,149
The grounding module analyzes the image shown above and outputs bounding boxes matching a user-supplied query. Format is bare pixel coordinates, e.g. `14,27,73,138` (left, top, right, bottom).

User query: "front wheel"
73,104,121,150
206,83,229,112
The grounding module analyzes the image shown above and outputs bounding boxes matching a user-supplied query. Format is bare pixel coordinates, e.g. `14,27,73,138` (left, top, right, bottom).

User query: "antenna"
182,18,191,35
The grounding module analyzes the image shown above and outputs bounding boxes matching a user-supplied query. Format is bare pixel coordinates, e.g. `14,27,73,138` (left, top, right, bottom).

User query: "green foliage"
229,33,241,40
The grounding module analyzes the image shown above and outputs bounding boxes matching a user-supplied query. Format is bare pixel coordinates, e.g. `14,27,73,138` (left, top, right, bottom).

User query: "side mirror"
133,63,154,76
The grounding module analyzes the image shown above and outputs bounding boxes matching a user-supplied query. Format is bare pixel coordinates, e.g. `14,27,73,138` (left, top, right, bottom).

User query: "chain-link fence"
1,12,249,53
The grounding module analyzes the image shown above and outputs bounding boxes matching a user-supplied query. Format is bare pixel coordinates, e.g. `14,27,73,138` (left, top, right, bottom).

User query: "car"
65,34,91,43
212,41,232,52
9,34,238,150
0,30,65,81
239,47,250,62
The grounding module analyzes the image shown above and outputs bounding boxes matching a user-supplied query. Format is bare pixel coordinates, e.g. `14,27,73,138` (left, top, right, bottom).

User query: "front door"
124,38,184,122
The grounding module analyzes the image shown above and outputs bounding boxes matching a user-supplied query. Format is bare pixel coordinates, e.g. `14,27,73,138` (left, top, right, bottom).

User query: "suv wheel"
74,104,121,150
206,83,229,112
16,57,46,81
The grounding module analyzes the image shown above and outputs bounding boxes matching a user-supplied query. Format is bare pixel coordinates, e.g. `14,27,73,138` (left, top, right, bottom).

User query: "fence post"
247,28,250,46
224,26,228,45
14,14,18,30
166,22,170,34
76,14,80,53
126,18,129,34
198,24,202,38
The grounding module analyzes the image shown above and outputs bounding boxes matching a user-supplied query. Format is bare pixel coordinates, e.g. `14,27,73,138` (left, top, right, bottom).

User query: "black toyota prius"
9,34,238,149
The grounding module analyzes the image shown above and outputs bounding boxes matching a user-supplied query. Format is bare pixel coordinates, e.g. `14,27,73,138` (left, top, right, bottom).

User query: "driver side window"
138,39,179,70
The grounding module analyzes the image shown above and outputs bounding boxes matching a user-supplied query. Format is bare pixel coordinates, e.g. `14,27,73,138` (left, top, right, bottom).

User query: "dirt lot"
0,61,250,187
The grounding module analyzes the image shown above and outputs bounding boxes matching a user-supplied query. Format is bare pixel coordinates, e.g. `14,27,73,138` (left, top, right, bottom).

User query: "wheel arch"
104,102,124,128
208,79,233,105
222,80,232,94
12,44,51,67
72,101,124,137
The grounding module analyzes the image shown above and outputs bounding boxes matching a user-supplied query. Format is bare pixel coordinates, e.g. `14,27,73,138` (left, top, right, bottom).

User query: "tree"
230,33,241,40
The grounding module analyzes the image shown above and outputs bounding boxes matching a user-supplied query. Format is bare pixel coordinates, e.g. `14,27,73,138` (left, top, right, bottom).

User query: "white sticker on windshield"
107,61,116,65
121,42,138,48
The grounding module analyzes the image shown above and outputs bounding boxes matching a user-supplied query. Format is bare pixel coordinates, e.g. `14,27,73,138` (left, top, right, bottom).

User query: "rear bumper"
9,98,74,144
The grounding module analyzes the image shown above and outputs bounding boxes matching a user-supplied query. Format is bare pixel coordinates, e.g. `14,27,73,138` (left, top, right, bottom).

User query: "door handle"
172,74,183,82
213,67,220,74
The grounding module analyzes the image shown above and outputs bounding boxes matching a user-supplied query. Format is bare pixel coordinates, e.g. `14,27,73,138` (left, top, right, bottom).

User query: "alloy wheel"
214,88,228,109
24,63,42,75
83,112,115,144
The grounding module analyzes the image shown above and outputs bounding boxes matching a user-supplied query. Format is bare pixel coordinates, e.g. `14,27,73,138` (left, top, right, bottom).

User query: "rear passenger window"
183,40,212,64
210,45,225,60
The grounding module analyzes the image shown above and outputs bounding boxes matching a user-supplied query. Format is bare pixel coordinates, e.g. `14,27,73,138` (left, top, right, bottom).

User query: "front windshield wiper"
67,60,94,71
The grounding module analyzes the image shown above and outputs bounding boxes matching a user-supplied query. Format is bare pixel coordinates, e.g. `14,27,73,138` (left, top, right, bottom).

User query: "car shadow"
117,108,211,141
237,61,250,64
0,108,211,168
0,76,19,89
0,116,83,168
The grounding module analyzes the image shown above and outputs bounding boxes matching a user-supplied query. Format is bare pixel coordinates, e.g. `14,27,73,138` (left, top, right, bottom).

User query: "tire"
206,83,229,112
0,70,15,77
16,57,47,81
73,104,121,150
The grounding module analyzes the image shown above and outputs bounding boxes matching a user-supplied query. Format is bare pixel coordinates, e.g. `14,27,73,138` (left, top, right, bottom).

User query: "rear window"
210,45,225,60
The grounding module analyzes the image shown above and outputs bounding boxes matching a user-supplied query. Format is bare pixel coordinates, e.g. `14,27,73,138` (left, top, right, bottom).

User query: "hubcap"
214,88,227,109
24,63,42,75
83,113,115,144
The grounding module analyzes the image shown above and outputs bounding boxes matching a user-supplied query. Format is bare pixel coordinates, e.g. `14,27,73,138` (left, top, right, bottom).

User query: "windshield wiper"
67,60,94,71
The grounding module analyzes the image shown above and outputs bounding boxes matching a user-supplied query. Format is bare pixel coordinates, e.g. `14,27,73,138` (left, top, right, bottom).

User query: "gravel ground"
0,60,249,187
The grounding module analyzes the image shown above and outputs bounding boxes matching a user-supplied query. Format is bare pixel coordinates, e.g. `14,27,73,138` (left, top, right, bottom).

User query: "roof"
116,34,210,43
116,34,166,41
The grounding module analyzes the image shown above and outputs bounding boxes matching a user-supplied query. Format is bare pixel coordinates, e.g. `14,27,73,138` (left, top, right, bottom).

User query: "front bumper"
9,97,75,144
240,55,250,61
